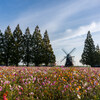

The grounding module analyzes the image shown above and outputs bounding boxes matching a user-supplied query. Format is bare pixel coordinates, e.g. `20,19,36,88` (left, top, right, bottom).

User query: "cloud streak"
11,0,100,34
52,21,100,45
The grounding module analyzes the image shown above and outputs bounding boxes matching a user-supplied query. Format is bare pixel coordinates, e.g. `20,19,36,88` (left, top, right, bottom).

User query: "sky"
0,0,100,66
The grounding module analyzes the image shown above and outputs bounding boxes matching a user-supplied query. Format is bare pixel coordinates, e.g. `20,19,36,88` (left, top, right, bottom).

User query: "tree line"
80,31,100,67
0,25,56,66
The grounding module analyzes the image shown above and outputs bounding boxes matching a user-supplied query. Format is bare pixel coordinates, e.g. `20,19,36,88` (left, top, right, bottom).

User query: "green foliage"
43,30,56,66
31,26,44,66
95,45,100,65
12,24,24,66
0,25,55,66
0,30,4,65
23,27,32,67
80,31,96,67
3,26,13,66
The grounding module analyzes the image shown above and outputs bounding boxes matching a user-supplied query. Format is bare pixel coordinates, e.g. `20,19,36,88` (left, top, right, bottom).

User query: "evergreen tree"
43,30,56,66
80,31,95,67
95,45,100,65
3,26,13,66
23,27,32,67
13,24,24,66
31,26,44,66
95,44,100,52
0,30,4,65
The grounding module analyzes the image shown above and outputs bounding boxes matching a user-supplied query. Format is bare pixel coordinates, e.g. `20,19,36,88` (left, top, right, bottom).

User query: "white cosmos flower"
84,82,88,87
77,94,81,99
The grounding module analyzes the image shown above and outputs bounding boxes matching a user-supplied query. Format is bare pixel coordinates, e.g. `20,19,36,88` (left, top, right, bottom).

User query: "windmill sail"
69,48,75,55
62,49,67,55
61,56,66,62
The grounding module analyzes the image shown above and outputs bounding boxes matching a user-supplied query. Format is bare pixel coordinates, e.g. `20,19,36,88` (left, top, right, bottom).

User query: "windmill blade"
61,56,66,62
69,48,76,55
62,49,67,55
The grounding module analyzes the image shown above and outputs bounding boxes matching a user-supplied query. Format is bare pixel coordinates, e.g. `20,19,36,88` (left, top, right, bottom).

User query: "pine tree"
13,24,24,66
95,45,100,65
3,26,13,66
31,26,44,66
23,27,32,67
43,30,56,66
0,30,4,65
95,44,100,52
80,31,95,67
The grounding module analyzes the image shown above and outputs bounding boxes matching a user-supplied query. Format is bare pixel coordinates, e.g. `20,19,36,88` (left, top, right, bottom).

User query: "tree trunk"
45,63,48,66
6,58,8,66
16,63,18,66
27,63,29,67
35,63,39,66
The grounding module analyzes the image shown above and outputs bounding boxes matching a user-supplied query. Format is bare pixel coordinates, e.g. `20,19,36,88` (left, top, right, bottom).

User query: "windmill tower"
61,48,76,67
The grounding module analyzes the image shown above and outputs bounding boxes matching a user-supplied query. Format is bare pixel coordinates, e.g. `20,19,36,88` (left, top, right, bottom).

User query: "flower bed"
0,67,100,100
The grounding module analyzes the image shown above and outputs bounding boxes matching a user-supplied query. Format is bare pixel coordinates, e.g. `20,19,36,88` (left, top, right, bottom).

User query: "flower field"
0,67,100,100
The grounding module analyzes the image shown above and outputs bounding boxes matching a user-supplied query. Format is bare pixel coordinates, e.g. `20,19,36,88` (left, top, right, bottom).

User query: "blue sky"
0,0,100,66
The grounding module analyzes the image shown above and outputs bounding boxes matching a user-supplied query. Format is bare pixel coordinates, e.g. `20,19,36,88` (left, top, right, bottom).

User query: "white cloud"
10,0,100,34
66,29,72,33
41,0,100,34
52,22,100,45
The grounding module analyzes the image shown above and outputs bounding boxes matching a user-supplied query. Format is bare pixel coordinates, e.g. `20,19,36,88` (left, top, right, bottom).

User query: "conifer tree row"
0,25,56,66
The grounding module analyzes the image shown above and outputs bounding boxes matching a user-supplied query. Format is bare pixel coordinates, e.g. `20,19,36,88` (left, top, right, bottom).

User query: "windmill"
61,48,76,67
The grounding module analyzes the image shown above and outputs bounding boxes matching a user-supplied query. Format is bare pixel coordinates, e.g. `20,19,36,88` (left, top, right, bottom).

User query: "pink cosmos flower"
3,95,8,100
4,81,10,85
45,77,47,79
0,86,2,91
33,77,36,81
19,92,21,95
21,87,23,90
61,66,64,68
